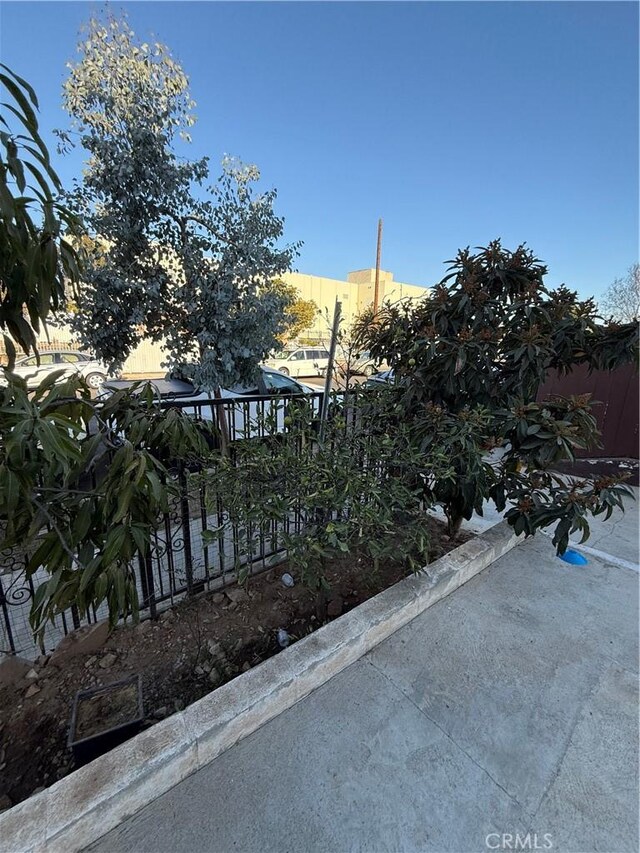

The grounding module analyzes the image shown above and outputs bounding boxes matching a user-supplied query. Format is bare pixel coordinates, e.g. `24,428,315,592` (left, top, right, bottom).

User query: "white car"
102,367,320,440
1,350,114,390
262,346,330,378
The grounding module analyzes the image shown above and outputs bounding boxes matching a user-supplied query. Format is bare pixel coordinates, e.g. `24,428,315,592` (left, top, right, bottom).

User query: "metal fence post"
0,573,16,654
178,465,194,595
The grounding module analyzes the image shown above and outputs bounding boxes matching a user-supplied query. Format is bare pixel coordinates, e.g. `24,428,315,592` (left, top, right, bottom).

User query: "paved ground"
91,500,639,853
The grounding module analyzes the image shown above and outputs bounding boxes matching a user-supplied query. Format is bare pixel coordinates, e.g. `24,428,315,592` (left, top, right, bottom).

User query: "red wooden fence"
537,363,639,459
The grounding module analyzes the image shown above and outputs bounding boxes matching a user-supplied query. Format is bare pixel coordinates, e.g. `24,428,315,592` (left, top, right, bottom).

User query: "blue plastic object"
558,548,589,565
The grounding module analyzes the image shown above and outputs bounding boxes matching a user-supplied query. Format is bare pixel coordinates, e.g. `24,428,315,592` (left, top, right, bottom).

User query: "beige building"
1,268,428,375
282,268,428,342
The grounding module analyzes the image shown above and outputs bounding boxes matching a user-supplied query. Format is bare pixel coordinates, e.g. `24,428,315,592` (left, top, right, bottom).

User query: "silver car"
2,350,114,390
102,367,320,440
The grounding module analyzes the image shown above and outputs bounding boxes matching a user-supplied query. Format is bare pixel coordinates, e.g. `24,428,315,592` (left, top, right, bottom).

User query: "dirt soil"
0,518,470,810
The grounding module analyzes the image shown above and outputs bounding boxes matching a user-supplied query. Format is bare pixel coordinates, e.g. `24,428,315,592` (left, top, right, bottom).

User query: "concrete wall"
0,326,169,378
283,268,428,342
347,268,427,317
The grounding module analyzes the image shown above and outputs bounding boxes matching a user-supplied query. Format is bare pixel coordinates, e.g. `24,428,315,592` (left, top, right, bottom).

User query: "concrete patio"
90,499,639,853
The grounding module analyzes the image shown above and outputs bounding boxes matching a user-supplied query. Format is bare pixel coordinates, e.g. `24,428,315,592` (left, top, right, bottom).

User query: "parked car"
0,350,115,390
331,350,389,378
262,346,330,378
364,368,395,388
102,367,320,440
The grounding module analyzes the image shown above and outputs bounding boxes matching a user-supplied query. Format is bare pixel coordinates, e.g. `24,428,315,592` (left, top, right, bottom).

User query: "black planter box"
68,674,144,766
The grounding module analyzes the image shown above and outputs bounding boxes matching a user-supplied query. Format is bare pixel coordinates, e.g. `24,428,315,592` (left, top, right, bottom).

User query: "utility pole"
373,218,383,312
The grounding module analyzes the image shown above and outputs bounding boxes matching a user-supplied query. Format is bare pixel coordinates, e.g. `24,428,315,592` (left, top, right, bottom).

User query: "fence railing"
0,387,370,659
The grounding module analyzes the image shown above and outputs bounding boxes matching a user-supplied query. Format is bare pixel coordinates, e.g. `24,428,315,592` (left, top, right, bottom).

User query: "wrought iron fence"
1,387,372,660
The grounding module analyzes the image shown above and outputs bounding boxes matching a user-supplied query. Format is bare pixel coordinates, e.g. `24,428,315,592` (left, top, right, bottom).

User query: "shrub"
202,389,455,615
355,241,637,548
0,374,209,642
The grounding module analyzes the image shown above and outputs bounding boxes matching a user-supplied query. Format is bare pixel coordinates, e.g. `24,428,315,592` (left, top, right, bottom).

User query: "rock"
25,683,41,699
226,601,238,612
277,629,290,649
206,639,224,658
241,661,251,672
25,668,39,681
36,655,50,668
160,610,174,623
327,596,343,618
194,665,205,676
135,620,152,634
208,667,221,685
211,593,225,606
50,620,111,663
281,572,295,588
153,707,168,720
99,653,117,669
84,656,97,668
225,587,248,604
0,794,12,812
200,659,214,674
173,698,185,712
0,655,32,688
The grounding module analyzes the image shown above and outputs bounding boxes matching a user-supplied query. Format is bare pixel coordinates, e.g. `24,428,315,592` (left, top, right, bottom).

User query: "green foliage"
62,13,300,392
0,373,209,643
502,472,630,555
0,65,82,365
357,242,637,409
63,13,196,141
202,389,454,609
356,241,637,549
268,279,319,344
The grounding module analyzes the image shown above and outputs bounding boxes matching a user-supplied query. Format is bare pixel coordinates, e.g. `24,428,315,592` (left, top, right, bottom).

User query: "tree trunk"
214,385,230,455
315,584,328,622
446,510,464,540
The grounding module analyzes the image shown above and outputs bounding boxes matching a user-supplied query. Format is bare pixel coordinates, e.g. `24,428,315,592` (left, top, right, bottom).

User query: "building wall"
1,269,429,374
0,325,169,378
283,268,428,342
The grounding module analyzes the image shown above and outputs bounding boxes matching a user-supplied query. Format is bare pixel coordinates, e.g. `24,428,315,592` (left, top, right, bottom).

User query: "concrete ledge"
0,521,520,853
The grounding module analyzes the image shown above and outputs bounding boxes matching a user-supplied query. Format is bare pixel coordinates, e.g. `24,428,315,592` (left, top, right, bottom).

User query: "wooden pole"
373,218,383,312
319,299,342,441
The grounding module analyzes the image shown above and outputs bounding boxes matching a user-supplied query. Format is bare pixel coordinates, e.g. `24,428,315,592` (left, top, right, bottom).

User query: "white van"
263,347,330,378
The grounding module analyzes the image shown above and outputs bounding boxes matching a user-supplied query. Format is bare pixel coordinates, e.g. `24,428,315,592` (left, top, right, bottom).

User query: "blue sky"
1,1,638,301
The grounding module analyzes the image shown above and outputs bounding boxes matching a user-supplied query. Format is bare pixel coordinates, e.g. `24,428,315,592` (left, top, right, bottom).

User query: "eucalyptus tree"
0,61,214,637
62,14,299,393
